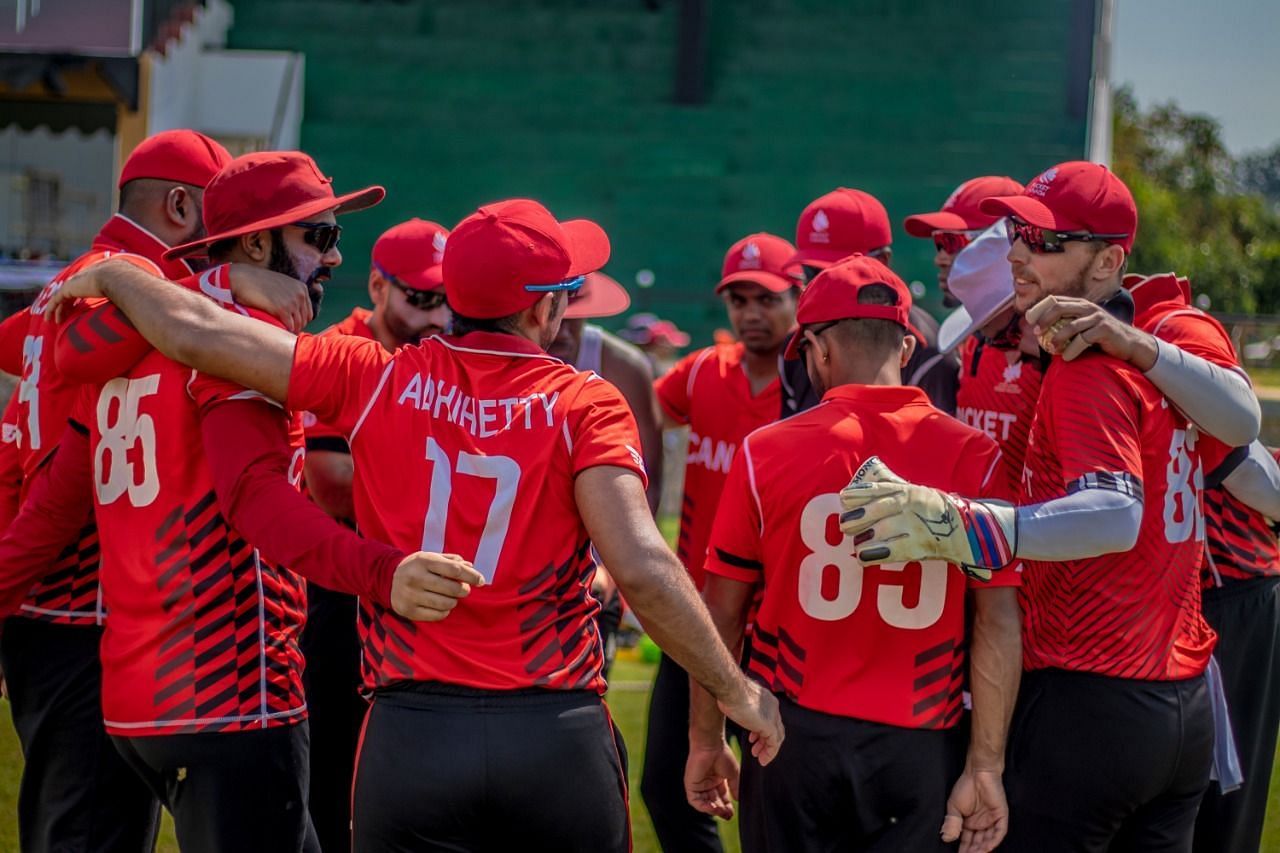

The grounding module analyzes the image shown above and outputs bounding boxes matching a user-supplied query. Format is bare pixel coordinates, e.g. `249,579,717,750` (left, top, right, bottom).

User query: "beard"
268,230,327,316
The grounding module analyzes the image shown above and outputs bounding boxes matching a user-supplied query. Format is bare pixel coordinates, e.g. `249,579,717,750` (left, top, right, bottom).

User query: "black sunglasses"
794,320,840,357
374,262,448,310
294,221,343,254
1005,218,1128,254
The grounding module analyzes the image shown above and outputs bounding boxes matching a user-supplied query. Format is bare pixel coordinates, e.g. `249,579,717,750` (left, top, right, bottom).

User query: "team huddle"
0,128,1275,853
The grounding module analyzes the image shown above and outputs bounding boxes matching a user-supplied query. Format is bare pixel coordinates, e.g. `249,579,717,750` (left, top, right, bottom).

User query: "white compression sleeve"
1145,337,1261,447
1221,441,1280,521
1013,488,1143,561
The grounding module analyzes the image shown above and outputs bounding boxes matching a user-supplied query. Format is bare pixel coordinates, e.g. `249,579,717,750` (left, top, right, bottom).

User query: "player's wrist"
1128,330,1160,372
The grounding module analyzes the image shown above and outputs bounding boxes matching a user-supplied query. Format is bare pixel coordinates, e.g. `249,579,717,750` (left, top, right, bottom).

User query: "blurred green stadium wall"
229,0,1099,343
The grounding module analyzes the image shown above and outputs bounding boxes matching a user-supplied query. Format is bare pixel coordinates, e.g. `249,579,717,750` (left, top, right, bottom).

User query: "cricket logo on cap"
943,182,965,211
739,240,763,270
810,209,831,244
1027,167,1059,198
431,230,447,264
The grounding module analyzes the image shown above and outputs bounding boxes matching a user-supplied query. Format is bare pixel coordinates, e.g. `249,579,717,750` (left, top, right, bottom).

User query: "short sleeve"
566,376,648,487
1047,356,1145,497
704,447,763,584
956,433,1008,501
190,308,291,414
287,332,392,438
0,308,31,375
654,349,701,424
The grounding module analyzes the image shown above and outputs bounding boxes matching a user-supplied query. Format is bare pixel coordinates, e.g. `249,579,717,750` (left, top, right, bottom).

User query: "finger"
839,495,906,530
406,571,470,599
407,604,453,622
1023,295,1061,328
405,591,463,613
940,813,963,843
839,482,905,512
1060,326,1095,361
855,536,906,565
426,556,486,587
1048,314,1098,352
850,456,908,486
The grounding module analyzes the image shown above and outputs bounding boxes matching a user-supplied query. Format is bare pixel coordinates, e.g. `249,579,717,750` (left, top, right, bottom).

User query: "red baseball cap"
716,232,801,293
372,218,450,291
903,175,1025,237
165,151,385,259
783,254,912,360
443,198,610,320
118,129,232,189
565,271,631,319
787,188,892,270
980,161,1137,252
648,320,690,348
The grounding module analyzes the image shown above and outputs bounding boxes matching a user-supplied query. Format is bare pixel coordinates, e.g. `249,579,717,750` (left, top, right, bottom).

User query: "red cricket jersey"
1127,273,1279,588
12,215,192,625
955,338,1044,497
287,330,647,694
706,384,1012,729
67,266,308,736
655,342,780,588
0,394,21,531
301,306,376,451
1020,349,1216,680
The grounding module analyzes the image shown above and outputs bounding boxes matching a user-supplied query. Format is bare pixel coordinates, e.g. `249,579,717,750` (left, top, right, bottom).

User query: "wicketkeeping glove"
838,457,1017,582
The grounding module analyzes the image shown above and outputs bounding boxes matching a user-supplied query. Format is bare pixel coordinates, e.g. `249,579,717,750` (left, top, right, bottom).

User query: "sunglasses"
1005,218,1128,254
524,274,585,294
932,230,982,255
294,221,342,254
794,320,840,357
374,262,448,310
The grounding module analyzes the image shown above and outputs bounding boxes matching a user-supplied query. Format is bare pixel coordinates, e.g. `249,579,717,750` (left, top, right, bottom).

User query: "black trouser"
1003,668,1213,853
300,584,366,853
641,653,725,853
112,722,319,853
739,696,963,853
352,683,630,852
1194,576,1280,853
0,617,160,853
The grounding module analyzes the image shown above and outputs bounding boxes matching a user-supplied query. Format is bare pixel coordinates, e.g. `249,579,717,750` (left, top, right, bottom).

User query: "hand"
46,270,107,323
684,739,740,819
717,678,784,766
1025,295,1157,368
227,264,313,333
941,768,1009,853
838,457,1016,580
389,552,484,622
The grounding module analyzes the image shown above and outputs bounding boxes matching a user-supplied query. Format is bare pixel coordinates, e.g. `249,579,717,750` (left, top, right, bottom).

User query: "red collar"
1124,272,1190,327
441,330,556,359
92,214,194,281
820,383,930,411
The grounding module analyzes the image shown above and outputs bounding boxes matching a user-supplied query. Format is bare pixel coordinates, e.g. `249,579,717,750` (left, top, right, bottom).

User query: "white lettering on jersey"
956,406,1017,442
396,373,560,437
686,430,736,474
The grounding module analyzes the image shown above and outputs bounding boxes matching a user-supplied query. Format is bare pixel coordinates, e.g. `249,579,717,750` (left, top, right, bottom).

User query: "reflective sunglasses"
932,230,982,255
793,320,840,358
374,262,448,310
524,274,585,294
1005,218,1128,254
294,221,343,254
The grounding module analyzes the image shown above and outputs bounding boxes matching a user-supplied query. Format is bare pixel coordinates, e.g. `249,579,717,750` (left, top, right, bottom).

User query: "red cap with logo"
119,129,233,189
565,271,631,319
443,198,610,320
372,218,450,291
787,188,892,270
903,175,1025,237
165,151,385,259
980,161,1137,252
783,255,912,360
716,232,801,293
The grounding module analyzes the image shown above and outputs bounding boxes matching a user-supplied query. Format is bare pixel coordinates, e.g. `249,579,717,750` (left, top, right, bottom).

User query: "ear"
1092,244,1126,280
165,186,191,228
900,333,918,368
240,229,272,264
368,270,387,305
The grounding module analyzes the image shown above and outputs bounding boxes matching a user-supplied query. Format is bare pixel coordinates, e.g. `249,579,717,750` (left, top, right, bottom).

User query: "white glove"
838,457,1017,582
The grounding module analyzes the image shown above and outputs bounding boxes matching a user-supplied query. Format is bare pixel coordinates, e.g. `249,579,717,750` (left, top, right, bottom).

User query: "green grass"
1,670,1278,852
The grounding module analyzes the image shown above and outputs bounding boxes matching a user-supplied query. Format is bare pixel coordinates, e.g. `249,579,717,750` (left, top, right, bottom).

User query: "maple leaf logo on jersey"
810,209,831,244
739,240,763,270
431,231,447,264
1027,167,1058,198
1002,362,1023,383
